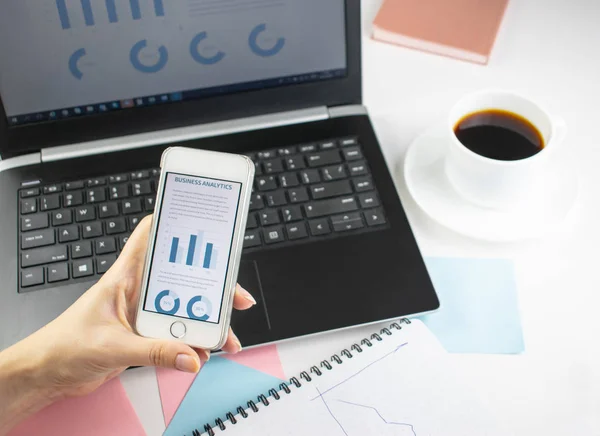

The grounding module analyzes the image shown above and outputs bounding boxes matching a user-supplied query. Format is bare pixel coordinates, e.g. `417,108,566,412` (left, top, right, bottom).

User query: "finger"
101,215,152,286
233,284,257,311
115,334,210,373
118,214,153,263
221,327,243,354
192,347,211,362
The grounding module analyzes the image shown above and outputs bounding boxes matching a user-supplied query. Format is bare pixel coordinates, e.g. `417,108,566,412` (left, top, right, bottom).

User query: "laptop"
0,0,439,350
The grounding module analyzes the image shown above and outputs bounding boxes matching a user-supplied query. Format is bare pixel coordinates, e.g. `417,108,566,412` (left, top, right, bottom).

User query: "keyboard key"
73,259,94,278
122,199,142,214
97,254,118,274
58,225,80,243
300,169,321,184
63,192,83,207
277,146,296,156
21,268,44,288
263,226,285,244
319,141,336,150
304,196,358,218
353,177,374,192
243,230,262,248
21,188,40,198
358,193,380,208
95,237,117,255
65,180,85,190
110,184,129,200
41,194,60,211
22,245,68,267
310,180,352,200
129,215,143,231
132,180,152,196
109,174,129,183
348,160,368,176
288,187,309,204
47,263,69,283
263,158,284,174
21,213,49,231
75,206,96,222
340,137,358,147
281,205,303,222
150,168,160,178
130,170,149,180
52,209,72,226
105,217,127,235
99,202,119,218
343,146,363,161
259,210,280,226
20,198,37,214
286,223,308,240
309,218,331,236
43,185,62,194
246,213,258,229
257,150,276,159
87,178,106,187
82,222,103,239
266,190,287,207
364,208,386,227
256,176,278,191
253,161,263,176
285,156,306,171
87,188,106,203
279,173,299,188
145,197,155,212
22,229,55,249
118,234,131,250
249,194,265,211
299,144,316,153
71,241,92,259
307,150,342,168
321,165,347,181
331,212,364,232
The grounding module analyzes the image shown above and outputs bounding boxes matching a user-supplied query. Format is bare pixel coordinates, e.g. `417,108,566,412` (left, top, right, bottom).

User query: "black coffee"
453,109,544,161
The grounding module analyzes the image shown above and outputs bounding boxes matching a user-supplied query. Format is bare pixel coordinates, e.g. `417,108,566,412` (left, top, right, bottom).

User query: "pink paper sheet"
156,344,285,426
8,377,145,436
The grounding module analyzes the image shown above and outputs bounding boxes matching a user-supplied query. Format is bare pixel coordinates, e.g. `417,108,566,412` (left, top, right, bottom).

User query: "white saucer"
403,126,579,242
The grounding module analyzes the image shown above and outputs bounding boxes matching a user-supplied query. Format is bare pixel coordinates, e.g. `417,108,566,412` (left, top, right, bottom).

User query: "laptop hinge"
41,106,329,163
0,152,42,173
328,104,367,118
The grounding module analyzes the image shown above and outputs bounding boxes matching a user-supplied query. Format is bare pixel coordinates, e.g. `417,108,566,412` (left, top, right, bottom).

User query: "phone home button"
170,321,186,338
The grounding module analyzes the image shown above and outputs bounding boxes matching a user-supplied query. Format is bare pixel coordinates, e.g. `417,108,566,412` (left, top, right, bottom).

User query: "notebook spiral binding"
192,319,411,436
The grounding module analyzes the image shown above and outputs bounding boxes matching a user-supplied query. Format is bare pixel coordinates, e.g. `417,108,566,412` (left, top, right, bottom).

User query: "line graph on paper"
310,342,418,436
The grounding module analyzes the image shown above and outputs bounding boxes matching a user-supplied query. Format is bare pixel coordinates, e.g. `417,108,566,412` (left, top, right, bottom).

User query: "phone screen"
143,172,242,324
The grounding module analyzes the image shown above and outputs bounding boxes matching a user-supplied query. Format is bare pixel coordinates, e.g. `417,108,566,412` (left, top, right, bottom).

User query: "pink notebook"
372,0,509,65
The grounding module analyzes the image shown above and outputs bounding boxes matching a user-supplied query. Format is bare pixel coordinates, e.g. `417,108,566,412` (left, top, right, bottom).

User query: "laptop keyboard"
18,136,387,291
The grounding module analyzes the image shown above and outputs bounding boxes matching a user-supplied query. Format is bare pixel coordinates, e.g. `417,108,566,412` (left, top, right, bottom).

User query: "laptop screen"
0,0,346,127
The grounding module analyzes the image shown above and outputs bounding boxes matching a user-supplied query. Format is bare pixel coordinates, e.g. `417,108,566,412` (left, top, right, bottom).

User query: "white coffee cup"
444,90,567,210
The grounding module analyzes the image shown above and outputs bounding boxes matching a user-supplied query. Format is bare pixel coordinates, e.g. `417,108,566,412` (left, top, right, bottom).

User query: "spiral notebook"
190,320,503,436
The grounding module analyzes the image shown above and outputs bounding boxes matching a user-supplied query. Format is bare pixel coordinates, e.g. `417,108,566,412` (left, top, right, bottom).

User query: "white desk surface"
122,1,600,434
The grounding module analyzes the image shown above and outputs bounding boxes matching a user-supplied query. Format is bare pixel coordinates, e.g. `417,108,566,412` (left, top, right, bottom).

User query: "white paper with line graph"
209,320,502,436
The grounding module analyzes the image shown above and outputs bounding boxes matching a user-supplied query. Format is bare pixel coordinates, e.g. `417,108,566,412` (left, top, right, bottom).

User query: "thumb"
116,335,209,373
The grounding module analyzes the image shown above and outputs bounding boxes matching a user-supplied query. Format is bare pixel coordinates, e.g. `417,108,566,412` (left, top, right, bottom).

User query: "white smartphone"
135,146,254,350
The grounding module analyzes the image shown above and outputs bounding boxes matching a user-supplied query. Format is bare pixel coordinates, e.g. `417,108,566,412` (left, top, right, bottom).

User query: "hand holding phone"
135,147,254,350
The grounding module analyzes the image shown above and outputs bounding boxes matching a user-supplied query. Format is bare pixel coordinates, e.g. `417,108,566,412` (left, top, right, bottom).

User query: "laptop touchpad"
230,260,272,344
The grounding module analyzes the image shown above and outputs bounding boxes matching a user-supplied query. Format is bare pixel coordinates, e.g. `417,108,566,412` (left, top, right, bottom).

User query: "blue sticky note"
164,357,284,436
420,257,525,354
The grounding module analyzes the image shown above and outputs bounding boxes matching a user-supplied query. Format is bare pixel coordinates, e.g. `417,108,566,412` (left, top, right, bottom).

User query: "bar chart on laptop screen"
186,0,286,17
164,227,222,271
54,0,166,30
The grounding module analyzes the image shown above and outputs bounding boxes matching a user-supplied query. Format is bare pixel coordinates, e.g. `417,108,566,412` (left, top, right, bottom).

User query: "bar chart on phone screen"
161,226,225,272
